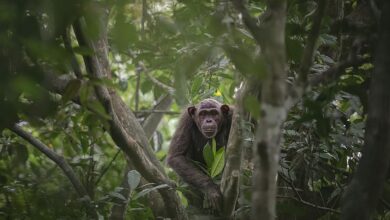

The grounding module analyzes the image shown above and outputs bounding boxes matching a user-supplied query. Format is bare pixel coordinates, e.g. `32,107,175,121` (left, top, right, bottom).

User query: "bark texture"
72,5,187,219
250,2,288,220
220,81,248,219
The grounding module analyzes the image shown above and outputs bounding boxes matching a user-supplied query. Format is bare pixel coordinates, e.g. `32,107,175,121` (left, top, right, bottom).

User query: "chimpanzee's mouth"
202,125,217,138
203,130,216,138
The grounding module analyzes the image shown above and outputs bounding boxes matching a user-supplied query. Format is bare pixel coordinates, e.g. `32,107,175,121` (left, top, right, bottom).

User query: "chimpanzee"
167,98,233,213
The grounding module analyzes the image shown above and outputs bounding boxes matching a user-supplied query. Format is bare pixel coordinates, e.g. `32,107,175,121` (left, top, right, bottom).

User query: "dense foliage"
0,0,389,219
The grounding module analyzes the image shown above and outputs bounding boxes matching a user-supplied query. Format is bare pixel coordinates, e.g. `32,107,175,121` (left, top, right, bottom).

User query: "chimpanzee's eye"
210,110,219,116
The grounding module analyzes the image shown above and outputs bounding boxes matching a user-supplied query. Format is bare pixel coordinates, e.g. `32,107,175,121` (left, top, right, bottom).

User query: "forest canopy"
0,0,389,219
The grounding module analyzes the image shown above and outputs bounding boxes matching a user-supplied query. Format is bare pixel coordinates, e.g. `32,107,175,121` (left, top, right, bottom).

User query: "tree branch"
135,68,141,111
308,55,370,87
297,0,327,86
135,109,179,115
286,55,371,110
142,94,173,139
62,28,83,79
231,0,263,46
277,195,341,214
9,124,97,217
145,72,175,95
72,5,187,218
95,149,121,186
278,172,303,201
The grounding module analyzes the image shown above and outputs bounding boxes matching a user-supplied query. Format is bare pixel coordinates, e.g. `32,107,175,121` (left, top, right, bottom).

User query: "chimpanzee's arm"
167,113,216,190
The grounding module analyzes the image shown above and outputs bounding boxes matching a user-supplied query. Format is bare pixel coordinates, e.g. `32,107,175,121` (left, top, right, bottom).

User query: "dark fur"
167,99,233,209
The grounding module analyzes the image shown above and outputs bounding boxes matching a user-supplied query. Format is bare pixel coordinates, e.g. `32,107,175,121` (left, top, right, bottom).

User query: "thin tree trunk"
220,81,247,219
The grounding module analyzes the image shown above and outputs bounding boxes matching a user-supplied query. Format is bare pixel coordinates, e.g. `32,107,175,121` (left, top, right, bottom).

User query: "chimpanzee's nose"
206,119,212,123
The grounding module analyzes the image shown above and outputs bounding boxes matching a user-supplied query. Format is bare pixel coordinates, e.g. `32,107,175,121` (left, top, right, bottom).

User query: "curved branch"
9,124,97,217
72,5,187,218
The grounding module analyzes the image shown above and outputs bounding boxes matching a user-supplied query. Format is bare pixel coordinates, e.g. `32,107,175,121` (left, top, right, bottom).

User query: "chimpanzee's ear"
221,104,230,115
187,106,196,116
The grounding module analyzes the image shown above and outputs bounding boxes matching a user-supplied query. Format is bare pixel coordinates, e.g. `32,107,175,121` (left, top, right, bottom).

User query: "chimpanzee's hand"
202,184,222,214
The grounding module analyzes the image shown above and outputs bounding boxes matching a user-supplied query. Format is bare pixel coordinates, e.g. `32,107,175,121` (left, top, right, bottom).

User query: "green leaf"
210,147,225,178
286,38,303,63
177,190,188,208
191,76,203,95
224,46,254,76
212,138,217,156
156,15,180,34
224,46,267,79
319,152,335,160
127,170,141,191
244,95,261,119
174,46,211,105
134,184,170,200
112,17,138,50
109,192,127,201
72,46,93,56
141,78,153,94
13,143,28,166
79,84,92,107
62,79,81,104
87,100,111,120
203,143,213,168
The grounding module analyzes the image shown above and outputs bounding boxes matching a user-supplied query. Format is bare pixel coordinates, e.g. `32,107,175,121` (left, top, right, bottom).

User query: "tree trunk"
341,2,390,219
220,81,247,219
251,2,288,220
72,4,187,219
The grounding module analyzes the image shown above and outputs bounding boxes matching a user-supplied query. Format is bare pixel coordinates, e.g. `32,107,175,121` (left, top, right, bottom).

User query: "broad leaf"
62,79,81,104
127,170,141,191
109,192,127,201
212,138,217,156
134,184,170,200
203,143,213,168
210,147,225,178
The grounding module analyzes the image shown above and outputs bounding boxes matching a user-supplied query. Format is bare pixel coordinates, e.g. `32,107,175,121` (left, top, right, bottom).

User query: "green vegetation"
0,0,389,219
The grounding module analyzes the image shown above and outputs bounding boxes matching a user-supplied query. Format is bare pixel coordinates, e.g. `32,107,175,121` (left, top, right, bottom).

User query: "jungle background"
0,0,389,219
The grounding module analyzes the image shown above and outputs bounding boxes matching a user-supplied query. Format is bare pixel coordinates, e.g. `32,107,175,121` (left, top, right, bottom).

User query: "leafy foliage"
0,0,388,219
203,139,225,178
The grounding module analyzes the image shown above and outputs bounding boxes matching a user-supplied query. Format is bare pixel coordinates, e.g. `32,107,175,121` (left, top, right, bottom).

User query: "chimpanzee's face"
196,108,221,138
188,101,230,139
